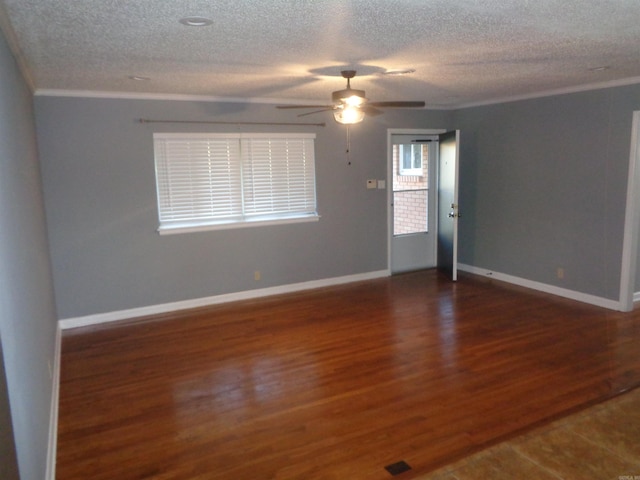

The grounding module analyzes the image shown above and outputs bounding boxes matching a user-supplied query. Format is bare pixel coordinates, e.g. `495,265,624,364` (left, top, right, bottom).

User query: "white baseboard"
45,323,61,480
634,291,640,303
458,264,622,311
59,270,390,330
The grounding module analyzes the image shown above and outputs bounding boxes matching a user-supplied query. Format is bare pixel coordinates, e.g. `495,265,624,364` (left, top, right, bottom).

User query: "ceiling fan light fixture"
332,88,366,106
333,106,364,124
343,94,366,107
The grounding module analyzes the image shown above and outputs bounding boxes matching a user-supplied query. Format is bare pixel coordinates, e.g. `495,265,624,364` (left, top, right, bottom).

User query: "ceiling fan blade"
361,106,384,117
276,104,334,109
296,108,336,117
367,101,426,108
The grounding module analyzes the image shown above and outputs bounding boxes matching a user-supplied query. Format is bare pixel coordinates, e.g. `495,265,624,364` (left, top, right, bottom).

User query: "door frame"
619,111,640,311
387,128,446,273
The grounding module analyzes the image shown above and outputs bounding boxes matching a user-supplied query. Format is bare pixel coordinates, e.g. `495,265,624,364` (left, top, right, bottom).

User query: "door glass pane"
393,143,428,236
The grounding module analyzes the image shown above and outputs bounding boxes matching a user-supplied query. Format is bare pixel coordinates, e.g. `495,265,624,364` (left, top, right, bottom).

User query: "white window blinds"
153,133,317,233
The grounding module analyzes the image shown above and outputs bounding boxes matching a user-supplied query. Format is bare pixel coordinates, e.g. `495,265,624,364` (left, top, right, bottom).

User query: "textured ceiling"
2,0,640,108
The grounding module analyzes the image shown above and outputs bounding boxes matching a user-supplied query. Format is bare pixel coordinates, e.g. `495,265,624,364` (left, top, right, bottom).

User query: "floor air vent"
384,460,412,476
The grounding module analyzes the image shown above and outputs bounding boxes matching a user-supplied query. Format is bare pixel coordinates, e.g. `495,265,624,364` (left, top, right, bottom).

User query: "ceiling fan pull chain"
346,125,352,165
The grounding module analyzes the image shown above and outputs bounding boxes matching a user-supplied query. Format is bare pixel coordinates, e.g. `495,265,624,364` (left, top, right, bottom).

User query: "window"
153,132,317,234
398,143,423,176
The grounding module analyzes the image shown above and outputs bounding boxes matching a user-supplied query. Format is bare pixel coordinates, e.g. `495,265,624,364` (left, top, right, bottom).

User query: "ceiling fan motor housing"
333,70,366,105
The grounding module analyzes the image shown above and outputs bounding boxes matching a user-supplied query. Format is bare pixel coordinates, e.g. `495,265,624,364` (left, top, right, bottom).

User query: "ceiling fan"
276,70,426,124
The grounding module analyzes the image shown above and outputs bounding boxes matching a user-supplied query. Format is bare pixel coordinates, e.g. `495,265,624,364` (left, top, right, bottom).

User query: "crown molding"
34,88,448,110
457,76,640,109
33,75,640,109
33,88,334,106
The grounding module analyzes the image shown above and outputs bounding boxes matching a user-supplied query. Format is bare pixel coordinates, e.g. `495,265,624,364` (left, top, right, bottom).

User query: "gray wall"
0,28,58,480
34,84,640,319
35,96,453,319
455,85,640,301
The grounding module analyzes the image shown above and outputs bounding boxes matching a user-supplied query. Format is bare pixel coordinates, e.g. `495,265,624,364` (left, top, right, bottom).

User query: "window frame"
153,132,319,235
398,143,424,176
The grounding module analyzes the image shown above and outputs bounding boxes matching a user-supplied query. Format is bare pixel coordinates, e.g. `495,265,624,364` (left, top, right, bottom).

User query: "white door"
437,130,460,281
389,131,440,273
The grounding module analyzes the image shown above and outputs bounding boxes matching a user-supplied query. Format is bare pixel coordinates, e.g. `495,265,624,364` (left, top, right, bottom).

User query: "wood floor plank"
56,270,640,479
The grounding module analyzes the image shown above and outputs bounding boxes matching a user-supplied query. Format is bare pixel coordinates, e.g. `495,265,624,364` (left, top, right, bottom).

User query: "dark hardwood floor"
56,270,640,479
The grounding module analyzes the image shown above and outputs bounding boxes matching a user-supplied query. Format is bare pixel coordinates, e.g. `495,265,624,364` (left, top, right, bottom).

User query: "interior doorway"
620,111,640,311
388,129,444,273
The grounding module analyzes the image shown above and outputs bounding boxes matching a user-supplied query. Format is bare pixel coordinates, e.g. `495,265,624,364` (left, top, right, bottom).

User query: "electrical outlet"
557,267,564,280
367,179,376,189
254,270,261,281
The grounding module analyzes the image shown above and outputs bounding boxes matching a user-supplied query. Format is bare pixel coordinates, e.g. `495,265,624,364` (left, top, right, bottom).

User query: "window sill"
158,214,320,235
